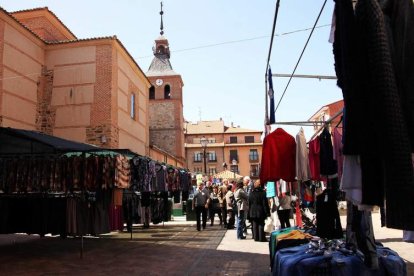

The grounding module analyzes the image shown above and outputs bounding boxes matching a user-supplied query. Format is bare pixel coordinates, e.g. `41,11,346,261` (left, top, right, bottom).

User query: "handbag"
264,216,274,233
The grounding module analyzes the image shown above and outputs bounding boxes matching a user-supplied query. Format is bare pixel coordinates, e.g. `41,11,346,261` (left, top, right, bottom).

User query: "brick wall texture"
36,66,55,135
88,44,116,147
0,20,4,117
16,17,69,42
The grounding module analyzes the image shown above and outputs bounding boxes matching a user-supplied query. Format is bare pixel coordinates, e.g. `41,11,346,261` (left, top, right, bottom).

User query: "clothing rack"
308,109,343,142
273,120,326,126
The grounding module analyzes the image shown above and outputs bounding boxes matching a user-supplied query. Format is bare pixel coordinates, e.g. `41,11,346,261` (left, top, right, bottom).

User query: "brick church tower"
146,3,185,163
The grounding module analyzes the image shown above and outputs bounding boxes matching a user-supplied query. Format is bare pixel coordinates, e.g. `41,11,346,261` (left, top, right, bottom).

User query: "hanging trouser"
347,202,378,269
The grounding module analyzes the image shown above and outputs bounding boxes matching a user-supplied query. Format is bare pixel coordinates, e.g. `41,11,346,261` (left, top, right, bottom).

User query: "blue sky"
2,0,343,139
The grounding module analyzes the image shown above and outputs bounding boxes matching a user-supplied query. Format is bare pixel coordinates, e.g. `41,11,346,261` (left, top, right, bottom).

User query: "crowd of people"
192,176,271,242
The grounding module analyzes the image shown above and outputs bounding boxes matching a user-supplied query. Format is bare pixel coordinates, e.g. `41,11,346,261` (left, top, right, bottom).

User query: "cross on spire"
160,1,164,36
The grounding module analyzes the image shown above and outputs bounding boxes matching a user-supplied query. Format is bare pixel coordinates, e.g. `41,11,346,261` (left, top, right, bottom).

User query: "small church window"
164,85,171,99
130,94,136,119
149,86,155,100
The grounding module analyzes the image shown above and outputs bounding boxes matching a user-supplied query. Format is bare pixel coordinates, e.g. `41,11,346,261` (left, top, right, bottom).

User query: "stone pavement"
0,218,270,276
0,213,413,275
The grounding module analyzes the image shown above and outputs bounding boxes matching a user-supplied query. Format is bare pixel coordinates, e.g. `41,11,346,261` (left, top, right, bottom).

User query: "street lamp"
232,159,237,180
200,136,208,175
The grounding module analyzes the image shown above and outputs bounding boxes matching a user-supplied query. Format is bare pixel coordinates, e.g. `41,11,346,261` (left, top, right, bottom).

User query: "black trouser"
195,206,207,230
210,208,222,225
347,202,378,269
277,209,291,229
251,218,266,241
221,206,227,226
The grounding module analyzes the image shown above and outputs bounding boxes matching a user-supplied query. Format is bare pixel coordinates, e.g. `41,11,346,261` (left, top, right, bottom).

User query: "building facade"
0,7,150,156
185,120,262,179
308,99,344,133
0,6,185,168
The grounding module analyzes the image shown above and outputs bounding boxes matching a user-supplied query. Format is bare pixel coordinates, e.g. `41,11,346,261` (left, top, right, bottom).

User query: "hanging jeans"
237,210,246,239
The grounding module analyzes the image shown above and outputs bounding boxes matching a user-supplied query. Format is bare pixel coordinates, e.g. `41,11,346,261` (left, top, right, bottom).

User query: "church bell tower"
147,2,185,163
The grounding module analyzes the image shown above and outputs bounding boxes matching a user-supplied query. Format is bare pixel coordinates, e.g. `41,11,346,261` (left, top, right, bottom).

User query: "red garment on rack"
295,200,303,227
308,137,321,181
260,128,296,183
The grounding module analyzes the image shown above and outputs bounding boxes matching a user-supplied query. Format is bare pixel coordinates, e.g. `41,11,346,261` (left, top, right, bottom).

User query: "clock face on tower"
155,79,163,86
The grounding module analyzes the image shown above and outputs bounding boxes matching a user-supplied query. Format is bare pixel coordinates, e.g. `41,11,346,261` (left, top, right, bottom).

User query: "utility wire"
0,24,333,82
273,0,328,114
136,23,330,59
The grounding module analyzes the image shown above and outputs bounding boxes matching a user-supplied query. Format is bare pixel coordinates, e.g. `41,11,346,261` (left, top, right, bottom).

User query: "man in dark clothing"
192,182,210,231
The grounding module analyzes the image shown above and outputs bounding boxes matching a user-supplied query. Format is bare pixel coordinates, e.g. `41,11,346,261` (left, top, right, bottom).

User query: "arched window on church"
157,45,165,55
149,85,155,100
164,85,171,99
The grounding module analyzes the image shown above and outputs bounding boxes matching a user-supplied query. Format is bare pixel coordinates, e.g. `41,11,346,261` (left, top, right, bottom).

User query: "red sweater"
308,137,321,181
260,128,296,183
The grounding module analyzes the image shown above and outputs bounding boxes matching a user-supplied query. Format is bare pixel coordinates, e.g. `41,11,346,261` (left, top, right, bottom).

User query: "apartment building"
185,119,262,179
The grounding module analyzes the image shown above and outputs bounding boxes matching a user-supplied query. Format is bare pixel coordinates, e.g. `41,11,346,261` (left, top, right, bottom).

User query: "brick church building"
0,6,185,167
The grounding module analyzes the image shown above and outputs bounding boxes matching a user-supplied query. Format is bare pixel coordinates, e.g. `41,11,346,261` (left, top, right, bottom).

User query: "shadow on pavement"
0,228,271,276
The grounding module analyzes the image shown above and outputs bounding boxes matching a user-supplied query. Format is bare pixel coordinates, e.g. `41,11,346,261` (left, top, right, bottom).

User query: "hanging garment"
381,0,414,152
308,137,321,181
333,127,344,182
155,163,167,192
346,201,378,269
295,127,311,181
147,160,157,192
260,128,296,184
316,189,343,239
341,155,363,205
319,127,338,177
334,0,414,230
115,155,131,188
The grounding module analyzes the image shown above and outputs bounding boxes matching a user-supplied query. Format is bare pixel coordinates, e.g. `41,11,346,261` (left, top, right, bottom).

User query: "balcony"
229,156,238,163
249,157,259,163
250,171,259,177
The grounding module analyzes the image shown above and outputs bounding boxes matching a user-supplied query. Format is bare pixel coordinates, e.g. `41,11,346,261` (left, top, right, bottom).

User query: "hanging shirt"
308,137,321,181
260,128,296,183
155,164,167,192
319,127,338,176
296,127,311,181
333,127,344,181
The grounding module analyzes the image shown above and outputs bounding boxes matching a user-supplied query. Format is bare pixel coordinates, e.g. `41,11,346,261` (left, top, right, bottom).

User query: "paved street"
0,219,269,276
0,213,412,275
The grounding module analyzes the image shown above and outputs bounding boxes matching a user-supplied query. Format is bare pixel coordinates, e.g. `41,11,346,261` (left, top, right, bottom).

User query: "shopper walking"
225,184,235,229
209,185,222,226
277,192,292,229
192,182,210,231
218,184,227,228
248,180,270,242
235,180,249,239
